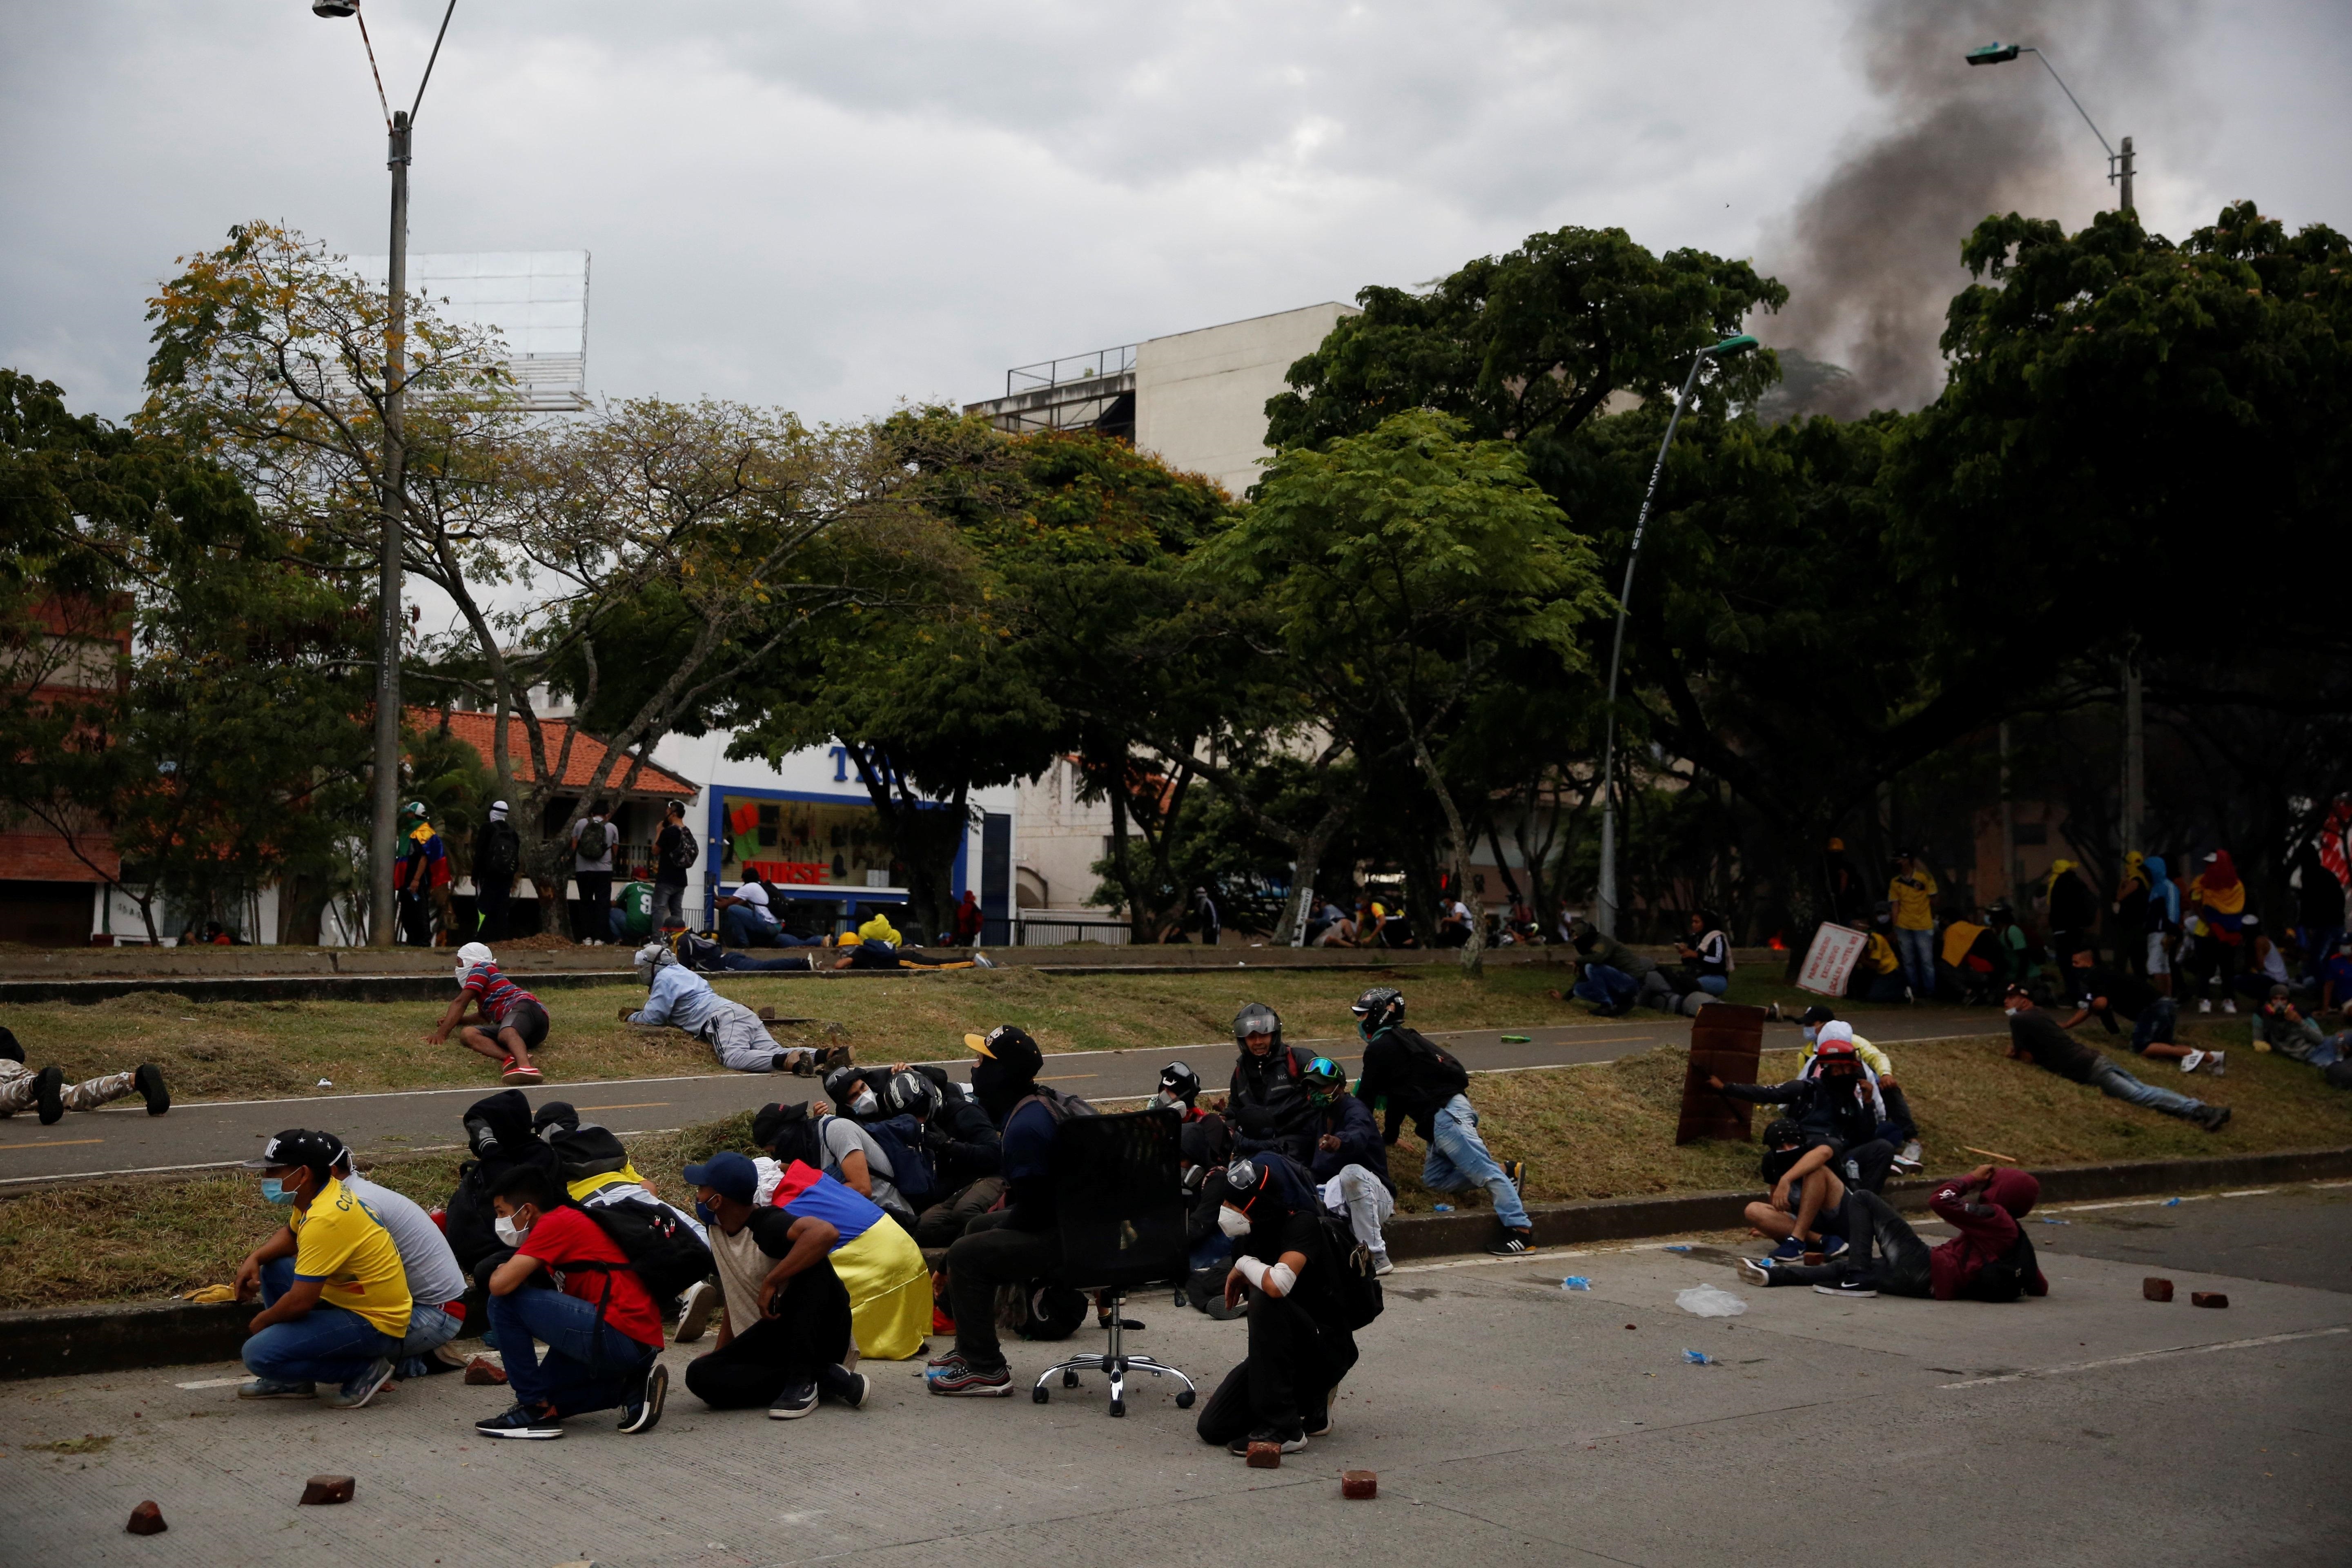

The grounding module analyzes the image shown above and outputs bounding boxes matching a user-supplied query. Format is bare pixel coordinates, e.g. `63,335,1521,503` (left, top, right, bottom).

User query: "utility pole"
1999,722,2017,903
2122,645,2145,858
368,108,412,947
2118,134,2135,214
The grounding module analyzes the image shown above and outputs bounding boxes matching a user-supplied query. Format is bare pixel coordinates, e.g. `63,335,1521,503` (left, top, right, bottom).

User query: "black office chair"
1031,1107,1198,1417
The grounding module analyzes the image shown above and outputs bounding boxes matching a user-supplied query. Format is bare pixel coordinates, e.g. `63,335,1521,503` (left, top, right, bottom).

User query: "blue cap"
683,1149,757,1204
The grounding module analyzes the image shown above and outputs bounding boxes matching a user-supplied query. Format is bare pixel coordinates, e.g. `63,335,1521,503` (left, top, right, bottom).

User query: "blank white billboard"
347,249,590,410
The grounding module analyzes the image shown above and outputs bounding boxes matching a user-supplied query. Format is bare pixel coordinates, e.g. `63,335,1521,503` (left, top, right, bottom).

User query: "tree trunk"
1402,726,1486,974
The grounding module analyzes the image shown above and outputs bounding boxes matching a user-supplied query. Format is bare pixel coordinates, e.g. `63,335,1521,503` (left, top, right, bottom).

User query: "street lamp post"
313,0,456,945
1593,334,1757,936
1969,39,2143,856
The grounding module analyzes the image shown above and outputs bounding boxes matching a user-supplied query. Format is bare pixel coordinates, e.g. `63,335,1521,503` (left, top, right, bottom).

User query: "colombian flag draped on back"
771,1159,931,1361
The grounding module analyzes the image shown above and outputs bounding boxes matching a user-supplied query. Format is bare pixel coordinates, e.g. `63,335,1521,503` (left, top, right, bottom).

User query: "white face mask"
493,1213,530,1248
454,964,470,986
850,1089,880,1117
1802,1026,1817,1047
1216,1205,1252,1239
1149,1090,1178,1111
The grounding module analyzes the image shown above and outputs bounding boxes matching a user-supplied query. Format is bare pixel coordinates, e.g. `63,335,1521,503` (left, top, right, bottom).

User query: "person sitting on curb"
0,1025,167,1125
1301,1054,1396,1276
1709,1035,1896,1198
680,1150,869,1420
2002,983,2232,1132
1350,987,1532,1256
2056,946,2217,1074
427,942,548,1085
321,1140,469,1381
2253,984,2348,1070
1556,919,1662,1015
621,940,836,1076
1737,1119,1852,1264
1740,1165,2049,1303
1193,1152,1361,1457
233,1128,410,1410
473,1165,668,1440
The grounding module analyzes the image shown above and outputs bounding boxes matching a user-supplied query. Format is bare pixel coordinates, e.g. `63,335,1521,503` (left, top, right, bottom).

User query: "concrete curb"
8,1143,2347,1381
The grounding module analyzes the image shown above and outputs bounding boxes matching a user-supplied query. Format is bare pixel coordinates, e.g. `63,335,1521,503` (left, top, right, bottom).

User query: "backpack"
1315,1209,1387,1331
673,825,699,869
579,1191,715,1302
859,1112,940,1209
671,929,727,971
1961,1226,2041,1304
577,818,611,861
478,820,521,882
1384,1026,1470,1102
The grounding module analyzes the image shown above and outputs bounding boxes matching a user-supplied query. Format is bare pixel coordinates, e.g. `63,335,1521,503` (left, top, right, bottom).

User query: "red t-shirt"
517,1206,664,1350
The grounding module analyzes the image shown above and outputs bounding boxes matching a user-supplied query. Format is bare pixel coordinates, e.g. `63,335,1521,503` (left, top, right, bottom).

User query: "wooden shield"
1675,1001,1767,1145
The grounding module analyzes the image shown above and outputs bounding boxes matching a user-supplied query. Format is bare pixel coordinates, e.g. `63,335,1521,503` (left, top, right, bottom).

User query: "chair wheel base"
1109,1399,1125,1417
1062,1369,1079,1388
1175,1388,1195,1409
1032,1386,1050,1404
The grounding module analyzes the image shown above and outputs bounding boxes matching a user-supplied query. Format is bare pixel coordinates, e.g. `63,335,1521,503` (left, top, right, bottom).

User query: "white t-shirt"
732,882,780,929
820,1115,907,1220
341,1171,466,1310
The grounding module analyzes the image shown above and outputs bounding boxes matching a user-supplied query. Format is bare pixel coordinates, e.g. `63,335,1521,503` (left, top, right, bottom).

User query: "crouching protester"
320,1140,469,1380
234,1129,411,1410
473,1166,668,1439
750,1108,932,1360
1302,1054,1396,1276
1352,987,1532,1255
1195,1152,1367,1457
535,1100,724,1342
680,1150,870,1419
427,942,548,1086
1740,1165,2050,1303
624,940,832,1075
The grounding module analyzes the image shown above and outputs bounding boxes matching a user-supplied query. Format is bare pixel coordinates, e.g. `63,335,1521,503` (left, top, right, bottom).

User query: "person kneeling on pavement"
681,1150,870,1419
298,1139,470,1381
0,1024,169,1124
1194,1152,1363,1457
234,1129,412,1410
473,1166,668,1439
1350,987,1532,1255
1302,1055,1395,1276
624,940,834,1076
1740,1165,2049,1303
749,1107,933,1361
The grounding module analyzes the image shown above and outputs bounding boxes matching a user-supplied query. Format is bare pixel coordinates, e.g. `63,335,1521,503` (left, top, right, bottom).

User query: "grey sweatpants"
699,999,815,1074
0,1060,134,1115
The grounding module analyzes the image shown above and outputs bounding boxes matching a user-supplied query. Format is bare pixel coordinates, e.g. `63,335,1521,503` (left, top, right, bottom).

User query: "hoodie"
1308,1090,1392,1190
1927,1167,2049,1301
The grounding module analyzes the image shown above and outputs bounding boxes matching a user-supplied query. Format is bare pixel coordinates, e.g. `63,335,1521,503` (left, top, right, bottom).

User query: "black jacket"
1308,1091,1392,1192
1228,1045,1321,1163
1352,1025,1470,1143
1717,1074,1878,1150
926,1081,1004,1190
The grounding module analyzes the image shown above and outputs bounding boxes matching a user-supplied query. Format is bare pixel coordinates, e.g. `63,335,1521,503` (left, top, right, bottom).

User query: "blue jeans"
394,1301,464,1381
2131,997,2178,1052
2089,1061,2205,1120
1423,1094,1529,1230
1189,1232,1234,1272
1571,963,1638,1010
1692,974,1729,996
242,1256,398,1387
1894,928,1935,996
485,1283,657,1418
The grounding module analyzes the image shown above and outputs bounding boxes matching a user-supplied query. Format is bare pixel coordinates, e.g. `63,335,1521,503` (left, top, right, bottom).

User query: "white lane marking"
2040,1187,2278,1214
174,1376,245,1390
1940,1326,2351,1388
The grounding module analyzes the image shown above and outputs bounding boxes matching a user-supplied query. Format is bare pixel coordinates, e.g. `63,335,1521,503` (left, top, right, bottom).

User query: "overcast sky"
6,1,2348,428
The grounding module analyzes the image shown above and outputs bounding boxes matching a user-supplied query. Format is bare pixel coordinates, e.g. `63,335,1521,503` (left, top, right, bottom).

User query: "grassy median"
4,1016,2344,1312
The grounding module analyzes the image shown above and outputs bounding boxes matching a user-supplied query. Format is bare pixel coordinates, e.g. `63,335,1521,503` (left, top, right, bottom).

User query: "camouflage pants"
0,1060,135,1115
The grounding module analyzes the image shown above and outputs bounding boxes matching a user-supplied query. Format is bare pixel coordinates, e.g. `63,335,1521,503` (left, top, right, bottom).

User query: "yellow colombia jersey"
292,1176,413,1337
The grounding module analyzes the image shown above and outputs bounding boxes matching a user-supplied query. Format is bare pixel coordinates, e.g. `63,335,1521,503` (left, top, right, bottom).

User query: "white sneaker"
673,1279,720,1343
2178,1049,2205,1074
2221,1000,2237,1014
1369,1248,1394,1277
2198,999,2213,1013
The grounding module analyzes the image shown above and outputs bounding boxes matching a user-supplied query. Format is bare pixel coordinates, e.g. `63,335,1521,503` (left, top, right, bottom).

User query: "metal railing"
1005,344,1137,397
1006,915,1132,947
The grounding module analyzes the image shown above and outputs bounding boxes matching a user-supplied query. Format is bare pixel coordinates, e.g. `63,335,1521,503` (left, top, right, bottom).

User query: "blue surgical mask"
261,1177,296,1206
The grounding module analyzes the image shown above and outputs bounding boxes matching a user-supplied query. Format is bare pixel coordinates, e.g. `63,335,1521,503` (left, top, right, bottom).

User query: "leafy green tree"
1201,410,1610,969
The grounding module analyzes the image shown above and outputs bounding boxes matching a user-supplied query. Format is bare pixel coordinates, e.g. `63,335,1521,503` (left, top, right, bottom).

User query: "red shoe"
931,1305,956,1335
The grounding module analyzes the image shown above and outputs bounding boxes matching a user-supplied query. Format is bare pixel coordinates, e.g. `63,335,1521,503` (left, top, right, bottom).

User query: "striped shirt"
461,964,539,1025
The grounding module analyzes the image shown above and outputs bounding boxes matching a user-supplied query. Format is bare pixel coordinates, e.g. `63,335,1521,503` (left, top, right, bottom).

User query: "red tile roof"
414,710,698,798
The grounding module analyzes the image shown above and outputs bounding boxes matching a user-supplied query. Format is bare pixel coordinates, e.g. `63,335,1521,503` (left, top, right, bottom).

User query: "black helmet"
1762,1117,1804,1150
1351,986,1405,1035
1797,1004,1836,1028
885,1070,939,1121
1156,1060,1201,1106
1233,1002,1283,1050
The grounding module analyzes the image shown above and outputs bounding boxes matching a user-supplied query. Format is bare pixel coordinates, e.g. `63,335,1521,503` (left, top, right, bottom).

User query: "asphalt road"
5,1186,2343,1567
0,1010,2004,1185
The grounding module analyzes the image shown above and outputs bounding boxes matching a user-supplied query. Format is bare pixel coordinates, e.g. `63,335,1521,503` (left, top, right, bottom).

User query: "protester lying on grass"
427,942,548,1085
681,1150,870,1419
1736,1119,1851,1263
2056,947,2216,1074
622,939,836,1075
1302,1054,1395,1275
1740,1165,2049,1303
474,1165,668,1440
0,1025,167,1125
324,1140,468,1381
1351,986,1531,1255
1194,1152,1362,1457
233,1128,410,1410
2002,984,2232,1131
2254,985,2349,1070
1794,1009,1922,1172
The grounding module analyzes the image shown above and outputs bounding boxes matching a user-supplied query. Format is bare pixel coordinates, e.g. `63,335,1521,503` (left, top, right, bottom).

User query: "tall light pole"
312,0,457,944
1969,40,2143,858
1593,334,1757,936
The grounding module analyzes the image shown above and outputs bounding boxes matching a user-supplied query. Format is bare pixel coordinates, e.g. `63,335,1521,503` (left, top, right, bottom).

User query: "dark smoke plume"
1762,2,2187,417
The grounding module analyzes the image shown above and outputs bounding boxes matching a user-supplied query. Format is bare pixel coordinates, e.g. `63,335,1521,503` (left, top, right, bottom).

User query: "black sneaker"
476,1403,564,1439
924,1353,1012,1397
134,1063,170,1116
1502,1160,1528,1197
1227,1425,1307,1456
768,1377,818,1419
2198,1105,2234,1133
1305,1409,1333,1437
1813,1278,1878,1299
820,1363,871,1409
1486,1228,1533,1256
673,1280,720,1344
617,1360,667,1434
33,1066,64,1125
